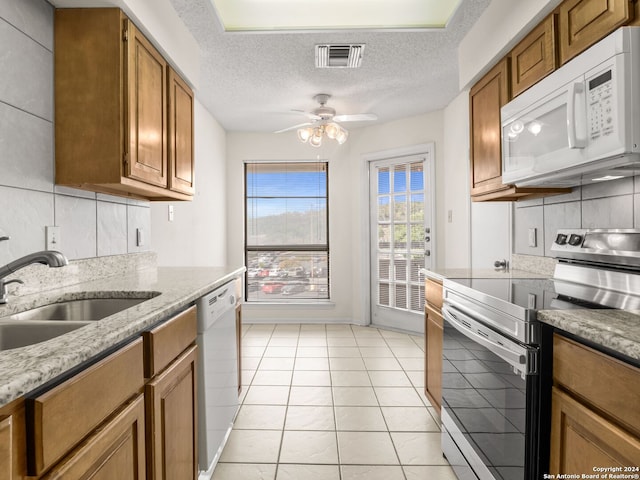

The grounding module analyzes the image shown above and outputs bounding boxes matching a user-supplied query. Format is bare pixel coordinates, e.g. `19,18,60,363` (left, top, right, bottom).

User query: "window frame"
243,160,330,303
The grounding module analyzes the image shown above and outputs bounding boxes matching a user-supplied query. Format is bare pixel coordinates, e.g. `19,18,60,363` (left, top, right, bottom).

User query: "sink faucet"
0,249,69,304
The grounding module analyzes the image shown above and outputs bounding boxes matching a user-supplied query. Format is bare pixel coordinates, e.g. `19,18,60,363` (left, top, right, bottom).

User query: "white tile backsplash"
0,101,53,192
127,205,151,253
97,201,128,256
0,186,53,265
0,0,53,50
0,19,53,121
0,0,155,267
582,195,634,229
514,176,640,258
55,195,97,259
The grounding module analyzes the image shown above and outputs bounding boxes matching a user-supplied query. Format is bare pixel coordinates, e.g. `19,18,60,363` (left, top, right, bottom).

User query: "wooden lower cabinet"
0,416,12,478
549,387,640,472
145,345,198,480
424,278,443,414
41,395,146,480
425,305,442,413
550,334,640,473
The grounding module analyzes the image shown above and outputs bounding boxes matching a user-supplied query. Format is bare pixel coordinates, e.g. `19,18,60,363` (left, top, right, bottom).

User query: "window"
245,161,329,301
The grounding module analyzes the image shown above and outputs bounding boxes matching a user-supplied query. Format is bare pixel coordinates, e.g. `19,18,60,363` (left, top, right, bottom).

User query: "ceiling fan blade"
274,122,312,134
333,113,378,122
291,109,322,121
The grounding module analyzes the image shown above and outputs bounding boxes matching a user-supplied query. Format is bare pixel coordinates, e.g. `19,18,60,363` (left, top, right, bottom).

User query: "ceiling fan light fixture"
325,122,340,139
335,128,348,145
309,130,323,147
297,127,313,142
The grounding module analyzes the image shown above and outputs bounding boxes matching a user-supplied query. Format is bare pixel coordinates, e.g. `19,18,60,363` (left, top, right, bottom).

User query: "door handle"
567,82,586,149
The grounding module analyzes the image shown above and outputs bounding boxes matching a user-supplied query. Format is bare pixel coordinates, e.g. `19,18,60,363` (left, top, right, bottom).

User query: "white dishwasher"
196,280,239,480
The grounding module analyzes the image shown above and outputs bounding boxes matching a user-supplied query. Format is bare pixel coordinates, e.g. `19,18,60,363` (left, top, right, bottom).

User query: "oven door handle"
442,305,527,372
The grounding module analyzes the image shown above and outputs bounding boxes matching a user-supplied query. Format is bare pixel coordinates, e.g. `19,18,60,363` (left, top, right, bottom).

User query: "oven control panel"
551,228,640,266
551,229,587,255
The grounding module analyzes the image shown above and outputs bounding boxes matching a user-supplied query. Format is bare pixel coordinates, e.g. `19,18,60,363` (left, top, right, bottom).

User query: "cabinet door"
0,416,11,479
469,59,510,197
125,20,168,188
549,387,640,473
559,0,632,65
145,345,198,480
425,306,442,413
511,15,557,97
41,395,146,480
168,68,195,195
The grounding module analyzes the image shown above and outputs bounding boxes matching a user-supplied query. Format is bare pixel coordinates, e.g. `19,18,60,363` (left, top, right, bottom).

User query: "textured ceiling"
168,0,491,133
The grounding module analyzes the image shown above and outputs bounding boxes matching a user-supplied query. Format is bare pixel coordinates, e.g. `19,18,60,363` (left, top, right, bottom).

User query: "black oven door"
441,305,541,480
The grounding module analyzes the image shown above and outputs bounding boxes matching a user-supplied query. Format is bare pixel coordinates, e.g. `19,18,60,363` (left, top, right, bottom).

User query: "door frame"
359,143,436,330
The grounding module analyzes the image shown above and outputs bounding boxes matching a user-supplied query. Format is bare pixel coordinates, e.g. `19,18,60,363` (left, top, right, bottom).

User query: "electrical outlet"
528,228,537,247
46,226,61,250
447,210,453,223
136,228,144,247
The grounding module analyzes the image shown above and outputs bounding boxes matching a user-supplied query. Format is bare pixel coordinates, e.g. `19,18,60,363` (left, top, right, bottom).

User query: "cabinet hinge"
123,26,128,42
123,152,129,166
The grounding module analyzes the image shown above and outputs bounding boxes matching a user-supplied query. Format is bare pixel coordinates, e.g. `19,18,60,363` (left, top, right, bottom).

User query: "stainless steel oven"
441,229,640,480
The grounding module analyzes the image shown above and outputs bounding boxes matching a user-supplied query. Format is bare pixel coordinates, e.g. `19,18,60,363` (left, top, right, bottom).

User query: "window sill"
243,300,336,308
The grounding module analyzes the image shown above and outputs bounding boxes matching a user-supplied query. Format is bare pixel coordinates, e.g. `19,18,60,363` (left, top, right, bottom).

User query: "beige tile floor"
212,323,457,480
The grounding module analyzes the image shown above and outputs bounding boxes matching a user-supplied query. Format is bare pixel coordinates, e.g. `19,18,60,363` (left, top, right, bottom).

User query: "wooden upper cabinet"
55,8,193,201
125,20,168,189
559,0,633,65
470,59,510,197
511,15,558,97
168,68,195,195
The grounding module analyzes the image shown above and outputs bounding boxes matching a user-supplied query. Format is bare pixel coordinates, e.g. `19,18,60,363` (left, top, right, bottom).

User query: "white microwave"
501,27,640,187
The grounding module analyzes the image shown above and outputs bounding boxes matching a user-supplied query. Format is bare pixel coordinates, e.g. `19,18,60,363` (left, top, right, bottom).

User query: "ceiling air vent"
315,44,365,68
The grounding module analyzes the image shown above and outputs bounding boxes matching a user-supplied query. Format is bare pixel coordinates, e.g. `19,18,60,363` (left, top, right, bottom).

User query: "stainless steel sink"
0,320,90,351
0,295,157,351
9,298,149,322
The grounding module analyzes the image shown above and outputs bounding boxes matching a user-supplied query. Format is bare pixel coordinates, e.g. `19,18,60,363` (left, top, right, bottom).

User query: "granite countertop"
423,267,550,282
0,265,245,408
537,309,640,362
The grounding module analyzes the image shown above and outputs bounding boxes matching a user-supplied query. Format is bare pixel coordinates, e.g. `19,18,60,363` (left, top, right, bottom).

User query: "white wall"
151,99,227,266
442,90,471,268
227,112,444,324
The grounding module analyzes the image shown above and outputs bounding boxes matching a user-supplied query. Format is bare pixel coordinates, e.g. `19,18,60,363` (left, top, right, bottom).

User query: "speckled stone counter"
0,263,245,408
537,309,640,362
423,267,550,283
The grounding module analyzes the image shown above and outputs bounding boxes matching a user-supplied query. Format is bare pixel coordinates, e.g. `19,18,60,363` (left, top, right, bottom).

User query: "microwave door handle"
442,305,527,371
567,82,586,148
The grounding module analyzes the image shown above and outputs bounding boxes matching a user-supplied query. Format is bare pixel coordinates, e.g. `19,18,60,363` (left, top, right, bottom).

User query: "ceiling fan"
275,94,377,147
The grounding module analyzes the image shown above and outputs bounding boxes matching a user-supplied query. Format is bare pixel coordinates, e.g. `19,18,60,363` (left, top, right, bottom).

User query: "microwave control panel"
588,69,614,140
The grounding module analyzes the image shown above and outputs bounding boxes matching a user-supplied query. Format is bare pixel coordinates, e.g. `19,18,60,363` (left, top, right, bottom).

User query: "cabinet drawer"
27,338,144,476
41,394,146,479
143,306,197,378
553,334,640,435
425,279,443,310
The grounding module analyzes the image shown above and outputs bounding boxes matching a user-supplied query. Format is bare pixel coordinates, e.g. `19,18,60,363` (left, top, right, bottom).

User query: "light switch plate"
168,205,174,222
528,228,537,247
46,226,61,250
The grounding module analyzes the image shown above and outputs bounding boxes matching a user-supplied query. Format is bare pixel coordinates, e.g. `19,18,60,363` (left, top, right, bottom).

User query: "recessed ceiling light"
210,0,462,31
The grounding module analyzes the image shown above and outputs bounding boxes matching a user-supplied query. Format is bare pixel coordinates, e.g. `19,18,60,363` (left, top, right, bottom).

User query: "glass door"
369,155,432,333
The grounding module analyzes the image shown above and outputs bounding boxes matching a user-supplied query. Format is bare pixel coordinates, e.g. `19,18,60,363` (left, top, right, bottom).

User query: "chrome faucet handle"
0,278,24,304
